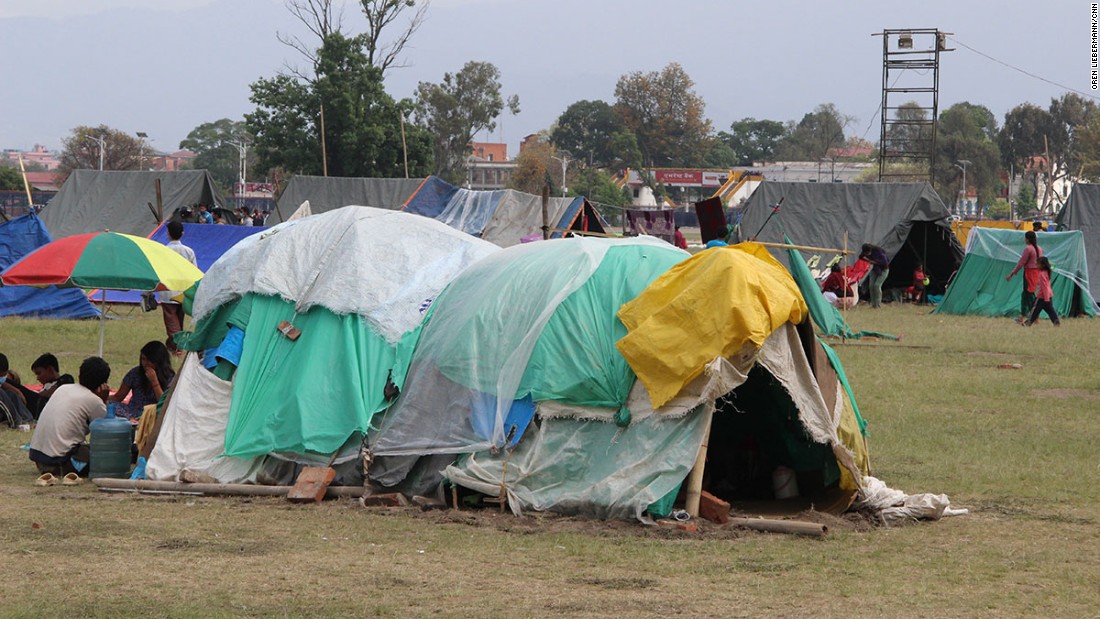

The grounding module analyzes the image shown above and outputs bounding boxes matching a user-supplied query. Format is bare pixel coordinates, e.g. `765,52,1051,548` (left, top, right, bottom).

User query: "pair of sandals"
35,472,83,486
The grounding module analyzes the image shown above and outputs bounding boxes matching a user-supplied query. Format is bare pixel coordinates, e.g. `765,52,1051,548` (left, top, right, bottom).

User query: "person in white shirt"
29,357,112,476
161,221,198,353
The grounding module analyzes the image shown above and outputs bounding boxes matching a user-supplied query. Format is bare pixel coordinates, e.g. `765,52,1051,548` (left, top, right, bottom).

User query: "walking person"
1021,256,1060,327
161,221,197,353
1006,231,1043,323
859,243,890,308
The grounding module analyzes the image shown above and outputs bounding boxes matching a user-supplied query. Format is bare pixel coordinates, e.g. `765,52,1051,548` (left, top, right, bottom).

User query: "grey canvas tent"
1056,183,1100,301
41,170,223,238
736,182,964,293
273,176,426,222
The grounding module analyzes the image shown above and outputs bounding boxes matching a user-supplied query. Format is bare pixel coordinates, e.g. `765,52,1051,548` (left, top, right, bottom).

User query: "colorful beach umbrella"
1,231,204,355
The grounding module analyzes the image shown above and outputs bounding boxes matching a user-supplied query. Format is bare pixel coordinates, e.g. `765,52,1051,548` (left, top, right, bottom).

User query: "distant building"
468,142,516,190
1,144,60,170
149,149,196,172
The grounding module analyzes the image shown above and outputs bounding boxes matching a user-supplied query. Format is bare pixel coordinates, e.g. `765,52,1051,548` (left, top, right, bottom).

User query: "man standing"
859,243,891,308
162,221,198,353
28,356,111,476
196,204,214,224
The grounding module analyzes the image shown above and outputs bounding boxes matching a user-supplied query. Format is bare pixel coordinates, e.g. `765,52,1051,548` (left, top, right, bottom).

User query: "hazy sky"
1,0,1093,160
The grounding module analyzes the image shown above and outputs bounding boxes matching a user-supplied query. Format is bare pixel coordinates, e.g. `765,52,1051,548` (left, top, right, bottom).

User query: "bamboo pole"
18,152,33,210
683,408,715,517
728,517,828,537
842,231,849,342
752,240,855,255
399,114,409,179
93,478,364,499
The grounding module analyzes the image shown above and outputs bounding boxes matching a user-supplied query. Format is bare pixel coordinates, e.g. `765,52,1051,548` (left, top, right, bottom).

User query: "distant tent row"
737,182,964,296
40,170,224,239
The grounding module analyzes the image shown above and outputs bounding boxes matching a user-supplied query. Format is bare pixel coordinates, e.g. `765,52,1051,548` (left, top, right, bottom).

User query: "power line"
949,36,1100,101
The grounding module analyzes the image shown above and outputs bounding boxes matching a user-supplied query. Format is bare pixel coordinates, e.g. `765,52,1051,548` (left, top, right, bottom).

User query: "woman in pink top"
1006,231,1043,322
1022,256,1060,326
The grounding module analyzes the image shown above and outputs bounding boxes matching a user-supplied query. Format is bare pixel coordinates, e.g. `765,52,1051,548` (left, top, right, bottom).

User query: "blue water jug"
89,402,132,479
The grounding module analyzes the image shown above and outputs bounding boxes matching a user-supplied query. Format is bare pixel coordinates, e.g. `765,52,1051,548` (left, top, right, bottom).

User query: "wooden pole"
752,240,855,255
728,517,828,537
541,183,550,240
18,153,33,211
684,408,715,517
320,101,328,177
93,478,365,499
154,178,164,222
842,231,849,342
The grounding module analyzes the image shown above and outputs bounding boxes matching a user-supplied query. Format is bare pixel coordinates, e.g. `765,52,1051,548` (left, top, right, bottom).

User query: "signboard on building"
626,169,728,188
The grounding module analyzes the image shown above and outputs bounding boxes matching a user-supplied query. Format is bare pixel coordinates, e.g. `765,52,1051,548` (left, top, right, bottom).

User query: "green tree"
934,102,1001,208
882,101,931,158
550,100,618,168
57,125,143,180
1075,114,1100,181
414,61,519,184
700,139,737,168
180,119,254,190
613,63,712,167
774,103,851,161
0,163,23,190
247,33,432,178
609,130,643,171
718,118,786,165
1015,180,1037,216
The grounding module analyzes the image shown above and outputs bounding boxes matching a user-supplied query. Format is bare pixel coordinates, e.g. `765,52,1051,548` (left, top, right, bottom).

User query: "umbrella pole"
98,289,106,357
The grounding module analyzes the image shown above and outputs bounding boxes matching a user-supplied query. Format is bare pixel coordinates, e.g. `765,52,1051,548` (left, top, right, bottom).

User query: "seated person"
906,263,929,303
1,353,35,428
10,353,75,420
821,264,858,309
28,356,111,476
111,341,175,420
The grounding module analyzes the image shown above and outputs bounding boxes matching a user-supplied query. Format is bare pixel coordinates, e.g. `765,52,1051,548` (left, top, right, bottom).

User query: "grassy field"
1,304,1099,618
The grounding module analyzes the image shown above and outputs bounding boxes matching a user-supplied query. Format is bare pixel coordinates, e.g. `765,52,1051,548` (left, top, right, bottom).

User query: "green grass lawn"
1,304,1099,618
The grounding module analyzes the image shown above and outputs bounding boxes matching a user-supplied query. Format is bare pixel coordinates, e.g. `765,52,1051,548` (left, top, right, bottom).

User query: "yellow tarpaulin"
616,243,808,409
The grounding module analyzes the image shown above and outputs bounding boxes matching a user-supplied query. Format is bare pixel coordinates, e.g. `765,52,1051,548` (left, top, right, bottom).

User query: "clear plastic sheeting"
935,228,1098,317
433,189,500,237
446,324,867,521
370,236,688,457
443,408,711,521
191,205,499,343
146,354,260,483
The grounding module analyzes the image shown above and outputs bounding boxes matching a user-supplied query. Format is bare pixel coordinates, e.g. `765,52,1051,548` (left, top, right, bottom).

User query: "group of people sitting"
819,243,929,309
1,341,177,482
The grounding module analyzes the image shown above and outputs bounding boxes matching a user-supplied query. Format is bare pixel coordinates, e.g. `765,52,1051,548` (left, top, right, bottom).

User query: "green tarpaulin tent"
934,228,1097,318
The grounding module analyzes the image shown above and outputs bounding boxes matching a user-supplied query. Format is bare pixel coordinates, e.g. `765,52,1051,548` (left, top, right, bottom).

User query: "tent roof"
737,181,963,290
41,170,224,239
274,176,426,222
1056,183,1100,300
403,176,607,247
193,205,500,343
0,213,100,319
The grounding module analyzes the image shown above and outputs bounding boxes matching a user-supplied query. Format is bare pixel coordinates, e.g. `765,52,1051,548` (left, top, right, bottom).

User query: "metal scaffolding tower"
876,29,952,183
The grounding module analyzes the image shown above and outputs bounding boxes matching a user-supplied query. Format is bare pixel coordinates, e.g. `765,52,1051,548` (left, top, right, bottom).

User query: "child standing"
1022,256,1060,327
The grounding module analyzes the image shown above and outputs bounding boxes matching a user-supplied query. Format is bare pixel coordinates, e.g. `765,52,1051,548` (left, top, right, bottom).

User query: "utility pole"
88,134,106,170
955,159,971,216
551,154,571,195
136,132,147,170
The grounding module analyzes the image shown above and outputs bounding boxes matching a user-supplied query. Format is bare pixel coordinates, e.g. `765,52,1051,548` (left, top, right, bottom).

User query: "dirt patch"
1031,388,1100,401
375,504,876,538
568,576,657,590
965,351,1014,358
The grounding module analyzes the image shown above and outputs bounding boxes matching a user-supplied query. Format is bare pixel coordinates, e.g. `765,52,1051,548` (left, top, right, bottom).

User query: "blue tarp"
97,222,267,304
0,213,100,319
